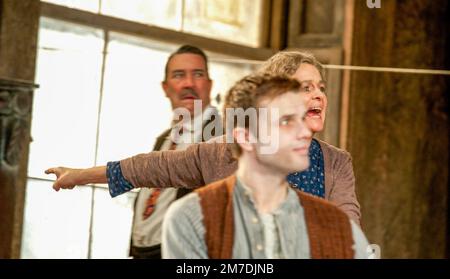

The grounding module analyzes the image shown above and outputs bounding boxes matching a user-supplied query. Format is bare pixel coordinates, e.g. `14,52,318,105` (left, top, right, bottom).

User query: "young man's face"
293,63,328,134
162,53,212,116
252,92,312,175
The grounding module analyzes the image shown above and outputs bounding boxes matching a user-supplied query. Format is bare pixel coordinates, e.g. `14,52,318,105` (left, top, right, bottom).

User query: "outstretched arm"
120,137,237,189
46,136,237,195
45,166,107,191
46,162,133,197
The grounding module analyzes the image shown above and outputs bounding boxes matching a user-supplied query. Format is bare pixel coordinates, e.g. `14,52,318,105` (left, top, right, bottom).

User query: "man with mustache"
127,45,220,258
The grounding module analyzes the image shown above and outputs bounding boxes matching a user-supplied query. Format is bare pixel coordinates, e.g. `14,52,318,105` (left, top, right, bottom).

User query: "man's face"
292,63,328,134
252,92,312,175
162,53,212,116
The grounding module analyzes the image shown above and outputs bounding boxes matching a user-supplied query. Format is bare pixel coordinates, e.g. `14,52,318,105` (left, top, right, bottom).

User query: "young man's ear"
233,127,254,152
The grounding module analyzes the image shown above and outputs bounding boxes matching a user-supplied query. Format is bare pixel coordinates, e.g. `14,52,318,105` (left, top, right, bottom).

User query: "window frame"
23,1,270,258
40,2,275,61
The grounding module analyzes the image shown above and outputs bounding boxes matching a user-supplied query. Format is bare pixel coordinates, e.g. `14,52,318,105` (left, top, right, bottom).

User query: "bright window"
22,15,259,258
101,0,183,31
41,0,100,13
42,0,266,47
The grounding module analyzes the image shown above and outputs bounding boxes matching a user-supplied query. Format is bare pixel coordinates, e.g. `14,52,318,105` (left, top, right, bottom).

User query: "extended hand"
45,167,81,191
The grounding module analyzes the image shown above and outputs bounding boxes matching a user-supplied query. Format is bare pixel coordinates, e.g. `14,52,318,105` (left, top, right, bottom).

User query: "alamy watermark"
170,100,282,154
367,0,381,9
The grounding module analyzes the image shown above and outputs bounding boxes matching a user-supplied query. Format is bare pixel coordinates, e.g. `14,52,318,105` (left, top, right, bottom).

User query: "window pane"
28,17,104,179
183,0,265,47
101,0,182,31
41,0,100,13
208,55,259,111
95,33,175,163
89,188,136,258
21,179,93,258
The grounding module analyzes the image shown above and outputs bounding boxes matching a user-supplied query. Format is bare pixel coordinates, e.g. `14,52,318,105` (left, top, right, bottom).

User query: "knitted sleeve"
331,151,361,226
119,135,237,189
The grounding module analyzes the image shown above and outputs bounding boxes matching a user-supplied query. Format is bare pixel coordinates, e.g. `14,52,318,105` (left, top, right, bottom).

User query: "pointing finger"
53,181,60,191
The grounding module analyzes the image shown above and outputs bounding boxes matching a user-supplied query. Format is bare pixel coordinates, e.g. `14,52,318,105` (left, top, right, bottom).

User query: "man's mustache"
180,88,199,99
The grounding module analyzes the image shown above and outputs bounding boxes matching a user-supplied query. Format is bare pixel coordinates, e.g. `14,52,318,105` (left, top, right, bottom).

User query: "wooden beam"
339,0,355,150
40,2,275,61
269,0,287,51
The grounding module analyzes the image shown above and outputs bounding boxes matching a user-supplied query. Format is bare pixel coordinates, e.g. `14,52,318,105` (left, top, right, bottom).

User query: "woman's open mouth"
306,107,322,118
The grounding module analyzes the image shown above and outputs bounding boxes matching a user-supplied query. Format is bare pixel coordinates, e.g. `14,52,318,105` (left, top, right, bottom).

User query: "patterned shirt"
287,138,325,198
106,161,134,198
106,138,326,198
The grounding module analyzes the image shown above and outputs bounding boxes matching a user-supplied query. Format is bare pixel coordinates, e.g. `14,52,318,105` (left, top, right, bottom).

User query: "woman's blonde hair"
258,50,326,81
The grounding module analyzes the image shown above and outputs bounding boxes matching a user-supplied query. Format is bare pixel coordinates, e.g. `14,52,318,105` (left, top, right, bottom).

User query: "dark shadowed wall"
347,0,449,258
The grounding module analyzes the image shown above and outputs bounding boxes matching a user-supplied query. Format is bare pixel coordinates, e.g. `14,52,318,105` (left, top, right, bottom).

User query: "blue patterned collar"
286,139,325,198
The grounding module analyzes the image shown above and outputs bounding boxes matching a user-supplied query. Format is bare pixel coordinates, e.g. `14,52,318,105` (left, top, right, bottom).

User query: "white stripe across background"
209,58,450,76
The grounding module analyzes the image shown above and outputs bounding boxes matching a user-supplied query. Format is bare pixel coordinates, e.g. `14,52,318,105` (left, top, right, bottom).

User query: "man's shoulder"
296,189,348,216
296,189,334,206
195,175,235,195
167,191,201,218
156,127,172,140
152,128,172,151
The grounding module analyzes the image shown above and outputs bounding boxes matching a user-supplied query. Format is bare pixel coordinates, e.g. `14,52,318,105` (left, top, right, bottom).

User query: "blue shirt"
106,138,325,198
287,139,325,198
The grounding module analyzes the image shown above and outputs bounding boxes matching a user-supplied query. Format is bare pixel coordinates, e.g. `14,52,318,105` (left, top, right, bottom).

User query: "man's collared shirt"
161,177,370,259
132,105,219,248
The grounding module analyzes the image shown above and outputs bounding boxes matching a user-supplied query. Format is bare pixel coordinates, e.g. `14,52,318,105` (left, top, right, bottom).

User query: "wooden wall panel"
286,0,346,146
347,0,449,258
288,0,344,48
0,0,40,259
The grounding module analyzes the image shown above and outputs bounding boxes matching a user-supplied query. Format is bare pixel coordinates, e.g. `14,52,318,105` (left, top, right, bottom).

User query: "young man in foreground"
161,73,369,259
